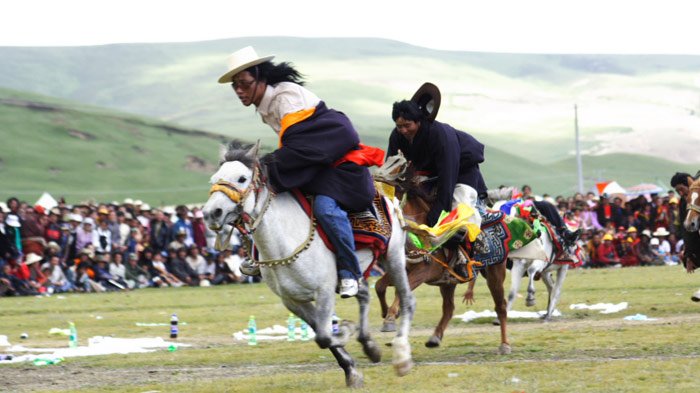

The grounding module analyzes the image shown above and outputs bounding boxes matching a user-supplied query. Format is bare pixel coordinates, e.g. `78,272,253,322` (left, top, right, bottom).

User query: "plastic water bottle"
247,315,257,346
300,319,309,341
331,314,340,335
68,322,78,348
0,354,13,361
170,314,179,339
287,313,296,342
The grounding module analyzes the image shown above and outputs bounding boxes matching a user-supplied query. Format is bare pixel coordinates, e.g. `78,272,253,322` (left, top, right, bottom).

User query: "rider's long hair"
245,61,305,86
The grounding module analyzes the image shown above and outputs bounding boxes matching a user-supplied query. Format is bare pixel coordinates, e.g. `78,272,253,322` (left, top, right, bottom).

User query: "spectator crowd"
0,182,687,296
0,197,256,297
514,185,683,268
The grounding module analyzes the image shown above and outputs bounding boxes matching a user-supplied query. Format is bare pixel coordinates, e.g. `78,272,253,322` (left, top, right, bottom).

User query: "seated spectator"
212,251,240,285
197,253,217,285
109,252,128,283
635,230,664,266
652,227,673,260
28,254,49,293
593,233,621,268
168,228,187,252
45,255,75,293
75,218,95,253
169,247,199,286
93,254,127,291
186,246,206,273
124,253,151,289
149,251,183,287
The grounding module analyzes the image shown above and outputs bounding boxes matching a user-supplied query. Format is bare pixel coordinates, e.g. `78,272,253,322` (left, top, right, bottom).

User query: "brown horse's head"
375,153,435,223
684,178,700,233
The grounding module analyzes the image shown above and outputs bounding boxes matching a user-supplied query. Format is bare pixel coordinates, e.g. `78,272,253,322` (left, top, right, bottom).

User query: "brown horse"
373,154,511,354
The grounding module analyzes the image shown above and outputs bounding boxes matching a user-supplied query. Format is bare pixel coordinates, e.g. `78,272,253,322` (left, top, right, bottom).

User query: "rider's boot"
314,195,361,298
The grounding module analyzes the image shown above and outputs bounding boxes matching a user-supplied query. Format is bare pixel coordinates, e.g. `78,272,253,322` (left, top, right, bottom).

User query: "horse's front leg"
355,278,381,363
425,283,455,348
525,263,540,307
486,262,511,355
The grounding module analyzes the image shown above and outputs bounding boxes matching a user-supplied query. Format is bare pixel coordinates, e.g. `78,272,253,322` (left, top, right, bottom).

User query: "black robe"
265,102,375,212
387,120,487,225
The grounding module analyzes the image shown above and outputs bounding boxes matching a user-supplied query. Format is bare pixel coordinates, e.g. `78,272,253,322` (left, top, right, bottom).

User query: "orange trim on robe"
279,107,317,147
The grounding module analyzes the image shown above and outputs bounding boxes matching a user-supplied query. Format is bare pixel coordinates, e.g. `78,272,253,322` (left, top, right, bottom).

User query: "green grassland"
0,265,699,392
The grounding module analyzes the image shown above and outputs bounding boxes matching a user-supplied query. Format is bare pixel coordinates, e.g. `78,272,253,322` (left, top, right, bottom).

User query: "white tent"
35,192,58,210
596,181,627,196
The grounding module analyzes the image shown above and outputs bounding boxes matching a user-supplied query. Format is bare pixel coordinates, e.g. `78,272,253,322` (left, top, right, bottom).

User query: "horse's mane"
220,140,258,168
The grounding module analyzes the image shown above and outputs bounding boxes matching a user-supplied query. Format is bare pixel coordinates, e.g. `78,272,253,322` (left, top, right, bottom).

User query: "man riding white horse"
387,83,488,278
218,46,383,297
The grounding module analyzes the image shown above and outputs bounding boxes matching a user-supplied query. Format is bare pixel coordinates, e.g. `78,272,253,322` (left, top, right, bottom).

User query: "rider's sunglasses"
231,79,256,91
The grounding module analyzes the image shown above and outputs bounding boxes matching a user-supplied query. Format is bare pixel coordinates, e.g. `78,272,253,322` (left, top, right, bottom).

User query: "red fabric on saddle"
290,189,391,278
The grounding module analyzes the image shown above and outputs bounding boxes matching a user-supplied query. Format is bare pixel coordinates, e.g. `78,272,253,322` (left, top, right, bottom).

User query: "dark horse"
373,153,511,354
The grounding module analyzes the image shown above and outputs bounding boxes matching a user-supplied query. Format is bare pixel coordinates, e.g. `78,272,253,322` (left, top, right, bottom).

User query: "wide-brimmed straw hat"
25,253,43,265
217,46,275,84
652,227,670,236
411,82,441,122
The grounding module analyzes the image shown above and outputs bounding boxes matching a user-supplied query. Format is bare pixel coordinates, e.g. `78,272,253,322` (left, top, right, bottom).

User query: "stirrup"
240,259,261,277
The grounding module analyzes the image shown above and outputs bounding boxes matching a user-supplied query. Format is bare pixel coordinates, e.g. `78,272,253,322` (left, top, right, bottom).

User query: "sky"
1,0,699,54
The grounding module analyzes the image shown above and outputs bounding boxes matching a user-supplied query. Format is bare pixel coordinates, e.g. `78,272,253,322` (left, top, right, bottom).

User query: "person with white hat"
218,46,385,297
0,209,20,260
75,217,95,253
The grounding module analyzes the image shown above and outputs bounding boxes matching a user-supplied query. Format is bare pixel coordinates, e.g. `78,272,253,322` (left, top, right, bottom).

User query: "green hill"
2,87,696,205
0,88,227,206
2,37,700,165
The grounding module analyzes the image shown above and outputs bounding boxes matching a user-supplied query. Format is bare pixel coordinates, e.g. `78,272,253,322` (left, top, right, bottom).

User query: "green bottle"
247,315,257,346
287,313,296,342
68,322,78,348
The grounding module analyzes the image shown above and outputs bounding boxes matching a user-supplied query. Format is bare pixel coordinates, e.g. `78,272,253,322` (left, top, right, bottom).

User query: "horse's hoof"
393,359,413,377
362,340,382,363
425,335,441,348
492,318,501,326
499,343,512,355
346,370,364,388
526,298,536,307
380,322,396,332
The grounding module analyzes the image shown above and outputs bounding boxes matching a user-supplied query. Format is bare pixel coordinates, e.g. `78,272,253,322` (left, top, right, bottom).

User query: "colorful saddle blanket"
290,189,392,278
470,210,512,269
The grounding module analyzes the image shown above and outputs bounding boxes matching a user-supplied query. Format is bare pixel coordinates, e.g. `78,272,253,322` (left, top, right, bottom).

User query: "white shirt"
110,262,126,280
256,82,320,134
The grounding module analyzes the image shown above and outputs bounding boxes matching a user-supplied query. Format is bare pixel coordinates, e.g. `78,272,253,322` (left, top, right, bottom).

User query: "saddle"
290,189,392,278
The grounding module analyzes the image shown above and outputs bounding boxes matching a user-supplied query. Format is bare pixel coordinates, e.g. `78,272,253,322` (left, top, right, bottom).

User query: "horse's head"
374,151,409,187
684,179,700,233
202,140,262,233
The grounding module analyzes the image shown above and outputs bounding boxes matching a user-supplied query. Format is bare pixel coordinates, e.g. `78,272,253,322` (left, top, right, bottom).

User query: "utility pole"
574,104,584,194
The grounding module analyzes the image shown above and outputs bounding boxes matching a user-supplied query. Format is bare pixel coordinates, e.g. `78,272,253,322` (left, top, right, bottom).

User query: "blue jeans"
313,195,361,280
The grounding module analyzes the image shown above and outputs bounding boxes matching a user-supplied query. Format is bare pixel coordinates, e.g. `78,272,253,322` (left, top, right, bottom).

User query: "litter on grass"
0,336,188,364
569,302,628,314
454,309,561,322
623,313,658,321
232,324,317,342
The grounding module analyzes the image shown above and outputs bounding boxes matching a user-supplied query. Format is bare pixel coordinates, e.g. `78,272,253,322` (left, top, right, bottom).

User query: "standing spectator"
192,209,208,249
117,212,131,249
0,210,19,261
21,206,47,256
580,202,602,231
93,219,112,255
61,214,82,267
107,210,121,252
75,218,95,253
43,208,62,244
149,209,171,252
171,205,194,247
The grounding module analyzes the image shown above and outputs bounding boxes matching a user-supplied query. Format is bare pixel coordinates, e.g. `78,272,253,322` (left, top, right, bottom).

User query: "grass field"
1,265,699,392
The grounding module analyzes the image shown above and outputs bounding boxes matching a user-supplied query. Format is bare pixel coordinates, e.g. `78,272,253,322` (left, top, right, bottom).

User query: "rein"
209,162,317,267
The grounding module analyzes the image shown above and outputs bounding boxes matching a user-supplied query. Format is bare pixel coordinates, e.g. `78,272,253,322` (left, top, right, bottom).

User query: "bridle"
208,161,317,266
687,185,700,215
209,162,271,249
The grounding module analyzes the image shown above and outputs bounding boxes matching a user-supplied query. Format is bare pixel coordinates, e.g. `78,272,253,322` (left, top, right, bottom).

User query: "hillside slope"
2,37,700,164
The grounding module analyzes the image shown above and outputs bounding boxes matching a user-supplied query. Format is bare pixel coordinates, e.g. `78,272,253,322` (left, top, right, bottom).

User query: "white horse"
507,231,580,322
202,141,415,388
490,200,579,323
